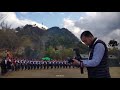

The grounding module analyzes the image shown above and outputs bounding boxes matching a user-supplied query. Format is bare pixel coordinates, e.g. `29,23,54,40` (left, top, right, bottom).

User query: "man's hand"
72,59,80,66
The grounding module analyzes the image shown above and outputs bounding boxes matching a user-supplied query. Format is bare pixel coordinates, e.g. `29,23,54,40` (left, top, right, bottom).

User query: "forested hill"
0,24,88,58
45,27,80,48
16,25,88,53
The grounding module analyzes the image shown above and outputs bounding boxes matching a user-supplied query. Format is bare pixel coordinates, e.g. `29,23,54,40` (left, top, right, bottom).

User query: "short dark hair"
80,31,93,39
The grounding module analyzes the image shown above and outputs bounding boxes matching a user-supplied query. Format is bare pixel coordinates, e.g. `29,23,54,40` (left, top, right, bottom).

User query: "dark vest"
87,38,111,78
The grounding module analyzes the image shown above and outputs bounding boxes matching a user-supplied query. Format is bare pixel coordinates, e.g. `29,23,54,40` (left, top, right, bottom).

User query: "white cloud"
63,12,120,48
75,12,120,43
60,13,65,15
76,12,120,34
19,12,29,14
63,18,74,27
34,12,45,14
49,12,54,15
0,12,48,29
86,12,97,17
100,29,120,48
63,18,84,39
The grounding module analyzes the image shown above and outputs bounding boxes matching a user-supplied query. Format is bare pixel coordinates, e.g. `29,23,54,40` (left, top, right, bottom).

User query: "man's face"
81,36,92,46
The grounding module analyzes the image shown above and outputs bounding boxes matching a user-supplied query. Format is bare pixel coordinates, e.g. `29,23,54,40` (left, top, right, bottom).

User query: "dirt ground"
0,67,120,78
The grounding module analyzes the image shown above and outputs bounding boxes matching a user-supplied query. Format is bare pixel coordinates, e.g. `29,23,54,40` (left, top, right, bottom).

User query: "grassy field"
0,67,120,78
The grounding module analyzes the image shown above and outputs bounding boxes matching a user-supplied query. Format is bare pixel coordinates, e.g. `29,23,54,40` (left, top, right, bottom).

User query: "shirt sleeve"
81,43,105,67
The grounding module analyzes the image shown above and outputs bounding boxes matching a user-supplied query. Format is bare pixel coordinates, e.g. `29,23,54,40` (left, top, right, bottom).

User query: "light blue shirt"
82,43,105,67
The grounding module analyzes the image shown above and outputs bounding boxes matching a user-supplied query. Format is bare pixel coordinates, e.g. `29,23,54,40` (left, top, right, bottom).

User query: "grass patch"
0,67,120,78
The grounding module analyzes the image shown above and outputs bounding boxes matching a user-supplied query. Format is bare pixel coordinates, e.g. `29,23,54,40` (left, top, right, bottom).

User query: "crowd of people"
0,57,79,75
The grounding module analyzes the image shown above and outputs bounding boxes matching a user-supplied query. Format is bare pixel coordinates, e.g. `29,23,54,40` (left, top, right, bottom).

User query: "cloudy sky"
0,12,120,46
